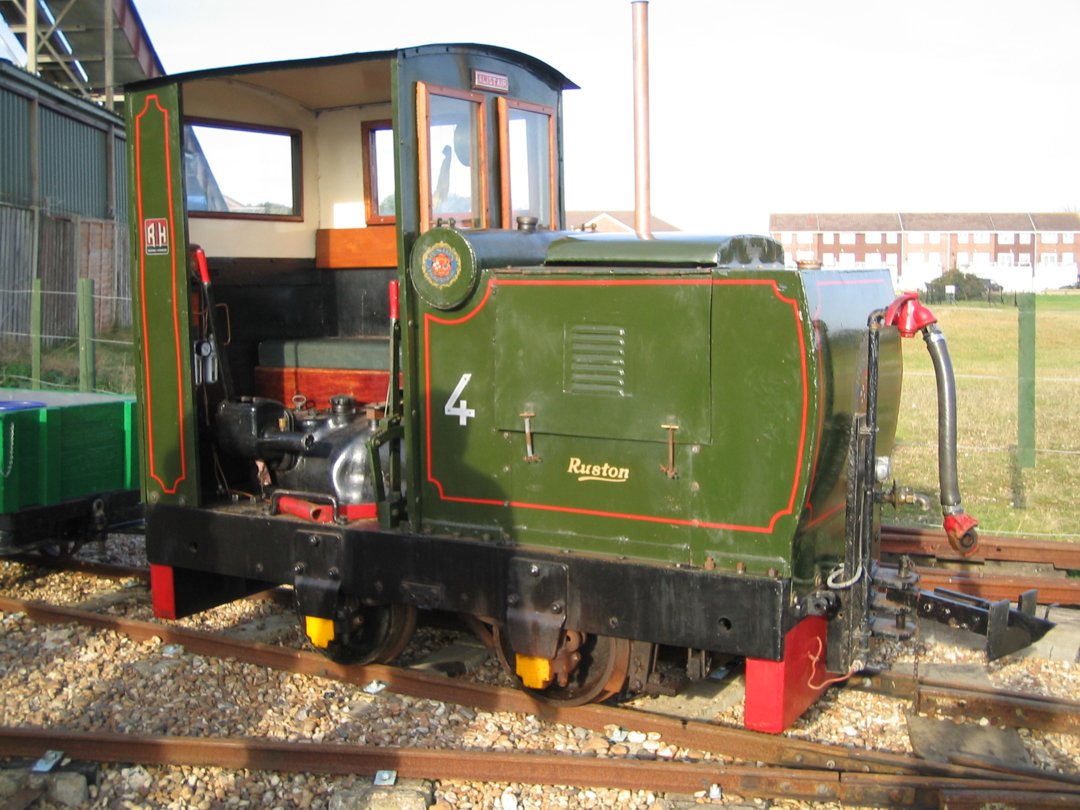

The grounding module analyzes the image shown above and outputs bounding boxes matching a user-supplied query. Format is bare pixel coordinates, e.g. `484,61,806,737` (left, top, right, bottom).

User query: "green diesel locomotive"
125,18,1048,732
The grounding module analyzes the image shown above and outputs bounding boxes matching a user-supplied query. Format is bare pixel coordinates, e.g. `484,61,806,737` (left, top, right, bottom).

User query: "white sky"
127,0,1080,232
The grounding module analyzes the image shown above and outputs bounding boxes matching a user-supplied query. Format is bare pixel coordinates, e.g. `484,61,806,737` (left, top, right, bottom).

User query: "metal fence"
0,205,132,394
1,61,131,394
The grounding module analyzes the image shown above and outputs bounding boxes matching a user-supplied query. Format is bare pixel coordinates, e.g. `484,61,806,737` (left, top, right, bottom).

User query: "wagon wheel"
493,626,631,706
299,597,417,665
37,537,83,558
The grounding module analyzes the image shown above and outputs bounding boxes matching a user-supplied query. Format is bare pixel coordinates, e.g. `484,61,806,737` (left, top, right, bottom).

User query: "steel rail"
0,726,833,801
947,754,1080,788
936,788,1080,809
881,525,1080,571
0,595,1049,782
0,726,1076,808
910,568,1080,606
847,672,1080,734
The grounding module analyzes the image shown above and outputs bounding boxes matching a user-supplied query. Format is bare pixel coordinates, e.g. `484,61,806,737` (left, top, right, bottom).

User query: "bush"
924,270,992,302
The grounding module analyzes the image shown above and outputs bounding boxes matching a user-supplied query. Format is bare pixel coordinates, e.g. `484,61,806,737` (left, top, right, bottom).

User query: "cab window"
417,83,487,231
498,98,556,228
362,120,396,224
183,119,302,220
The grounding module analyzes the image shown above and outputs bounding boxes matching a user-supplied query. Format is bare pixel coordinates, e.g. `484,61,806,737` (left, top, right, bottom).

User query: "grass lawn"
889,292,1080,540
0,329,135,393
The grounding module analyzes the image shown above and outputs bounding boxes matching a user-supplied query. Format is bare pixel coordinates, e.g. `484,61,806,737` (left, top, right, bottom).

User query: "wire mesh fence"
0,207,132,394
0,285,134,395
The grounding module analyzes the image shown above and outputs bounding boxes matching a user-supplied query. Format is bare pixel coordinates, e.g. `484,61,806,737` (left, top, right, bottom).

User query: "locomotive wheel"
493,626,631,706
300,598,417,665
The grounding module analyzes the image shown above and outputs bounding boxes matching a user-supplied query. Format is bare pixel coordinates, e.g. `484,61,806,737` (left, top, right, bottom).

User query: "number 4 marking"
445,373,476,426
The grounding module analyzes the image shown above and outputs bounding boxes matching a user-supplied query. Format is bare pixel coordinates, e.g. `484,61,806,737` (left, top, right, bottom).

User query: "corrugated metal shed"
0,205,34,338
0,61,129,346
1,60,123,217
41,105,109,217
0,83,32,207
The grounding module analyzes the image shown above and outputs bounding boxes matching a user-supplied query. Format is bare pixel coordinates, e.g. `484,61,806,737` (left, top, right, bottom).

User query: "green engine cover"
407,229,900,581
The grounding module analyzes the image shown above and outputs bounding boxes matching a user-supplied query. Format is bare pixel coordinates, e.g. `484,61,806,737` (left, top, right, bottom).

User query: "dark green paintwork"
392,48,572,531
125,84,200,506
411,228,902,586
545,232,785,267
123,42,904,614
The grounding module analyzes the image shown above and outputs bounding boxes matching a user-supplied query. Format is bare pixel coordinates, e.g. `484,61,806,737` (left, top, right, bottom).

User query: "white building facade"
769,213,1080,292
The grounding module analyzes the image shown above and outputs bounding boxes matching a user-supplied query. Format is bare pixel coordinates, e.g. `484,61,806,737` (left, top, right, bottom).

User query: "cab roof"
125,44,577,112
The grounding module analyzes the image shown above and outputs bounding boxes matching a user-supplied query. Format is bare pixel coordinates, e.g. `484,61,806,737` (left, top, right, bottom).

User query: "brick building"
769,212,1080,292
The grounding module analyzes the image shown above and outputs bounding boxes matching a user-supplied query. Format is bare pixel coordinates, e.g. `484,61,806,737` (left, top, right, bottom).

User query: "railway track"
881,524,1080,606
2,534,1078,806
0,725,1076,809
0,585,1078,808
881,525,1080,571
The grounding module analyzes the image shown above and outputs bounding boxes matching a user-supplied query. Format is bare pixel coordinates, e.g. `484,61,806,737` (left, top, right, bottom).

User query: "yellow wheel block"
304,615,335,648
515,653,553,689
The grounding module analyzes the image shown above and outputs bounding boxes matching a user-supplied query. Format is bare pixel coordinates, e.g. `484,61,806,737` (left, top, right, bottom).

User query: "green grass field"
0,328,135,394
890,292,1080,540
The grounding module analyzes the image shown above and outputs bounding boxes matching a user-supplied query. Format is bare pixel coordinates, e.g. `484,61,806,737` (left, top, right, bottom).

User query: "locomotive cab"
126,43,584,657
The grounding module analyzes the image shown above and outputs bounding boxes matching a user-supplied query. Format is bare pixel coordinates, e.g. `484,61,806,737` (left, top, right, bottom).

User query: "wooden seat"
254,337,393,409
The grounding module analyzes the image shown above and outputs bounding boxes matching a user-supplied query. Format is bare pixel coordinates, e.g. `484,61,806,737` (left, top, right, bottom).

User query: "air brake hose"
923,324,960,512
883,293,979,555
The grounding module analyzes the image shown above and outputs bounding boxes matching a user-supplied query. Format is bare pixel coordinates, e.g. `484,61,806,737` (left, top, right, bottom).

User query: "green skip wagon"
1,389,140,555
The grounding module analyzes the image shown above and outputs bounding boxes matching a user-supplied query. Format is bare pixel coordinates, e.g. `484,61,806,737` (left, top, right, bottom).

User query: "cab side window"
183,119,302,220
362,120,396,225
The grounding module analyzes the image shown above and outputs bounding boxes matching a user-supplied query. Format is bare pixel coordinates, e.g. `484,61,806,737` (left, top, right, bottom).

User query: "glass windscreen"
506,105,553,226
427,93,482,227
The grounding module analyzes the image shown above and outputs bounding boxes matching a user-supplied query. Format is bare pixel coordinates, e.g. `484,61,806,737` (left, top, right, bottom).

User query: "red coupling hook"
944,512,980,556
884,292,937,338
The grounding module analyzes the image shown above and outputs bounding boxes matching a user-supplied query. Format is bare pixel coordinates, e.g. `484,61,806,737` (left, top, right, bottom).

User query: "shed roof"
0,0,163,101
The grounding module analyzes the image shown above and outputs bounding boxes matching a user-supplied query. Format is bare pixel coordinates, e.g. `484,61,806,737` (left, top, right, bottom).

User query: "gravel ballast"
2,538,1077,809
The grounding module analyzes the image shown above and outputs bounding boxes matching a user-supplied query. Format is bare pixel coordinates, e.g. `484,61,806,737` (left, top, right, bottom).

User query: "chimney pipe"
632,1,652,240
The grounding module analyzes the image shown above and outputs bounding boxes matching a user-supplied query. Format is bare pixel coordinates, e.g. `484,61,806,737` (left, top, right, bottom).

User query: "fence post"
1017,293,1036,469
78,277,96,392
30,278,43,389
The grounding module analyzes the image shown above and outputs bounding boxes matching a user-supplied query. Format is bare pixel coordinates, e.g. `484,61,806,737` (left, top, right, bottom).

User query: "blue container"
0,401,46,412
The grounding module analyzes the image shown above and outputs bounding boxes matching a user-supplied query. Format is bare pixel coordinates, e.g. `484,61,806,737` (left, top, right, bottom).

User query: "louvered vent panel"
566,325,626,396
